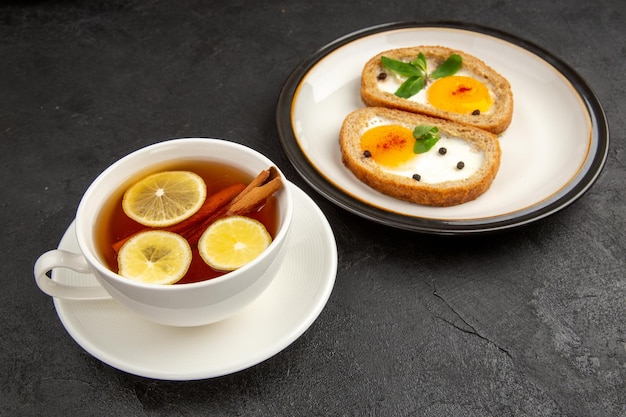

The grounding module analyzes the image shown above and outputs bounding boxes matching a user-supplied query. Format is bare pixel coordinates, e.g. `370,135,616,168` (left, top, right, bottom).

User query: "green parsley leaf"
430,54,462,79
395,76,425,99
413,125,437,137
413,125,440,153
381,56,423,77
410,53,427,74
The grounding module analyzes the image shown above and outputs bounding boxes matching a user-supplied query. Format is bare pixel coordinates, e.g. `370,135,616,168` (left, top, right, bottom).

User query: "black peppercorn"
457,161,465,169
438,147,447,155
412,174,421,181
472,109,480,116
363,150,371,158
377,72,387,80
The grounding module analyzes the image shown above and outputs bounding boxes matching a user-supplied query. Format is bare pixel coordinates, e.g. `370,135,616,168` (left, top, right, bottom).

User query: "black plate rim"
275,21,609,235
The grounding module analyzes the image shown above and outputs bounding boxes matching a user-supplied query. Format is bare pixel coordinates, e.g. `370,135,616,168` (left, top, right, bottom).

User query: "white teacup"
34,138,293,327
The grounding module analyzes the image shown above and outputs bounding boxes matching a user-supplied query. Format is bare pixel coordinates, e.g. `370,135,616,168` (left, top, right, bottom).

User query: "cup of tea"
34,138,293,327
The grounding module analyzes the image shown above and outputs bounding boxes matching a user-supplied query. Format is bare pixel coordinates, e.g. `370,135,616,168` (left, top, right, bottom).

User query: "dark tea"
95,160,279,284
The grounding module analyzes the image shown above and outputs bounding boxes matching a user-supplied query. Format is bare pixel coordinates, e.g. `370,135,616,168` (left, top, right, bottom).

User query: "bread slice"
339,107,501,207
361,46,513,135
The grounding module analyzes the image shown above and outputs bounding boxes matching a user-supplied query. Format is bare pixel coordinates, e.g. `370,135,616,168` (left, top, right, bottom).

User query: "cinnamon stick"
227,176,281,215
229,168,271,206
227,167,282,215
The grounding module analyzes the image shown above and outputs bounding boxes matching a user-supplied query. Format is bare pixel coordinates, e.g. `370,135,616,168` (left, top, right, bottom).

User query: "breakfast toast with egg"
339,107,501,206
361,46,513,135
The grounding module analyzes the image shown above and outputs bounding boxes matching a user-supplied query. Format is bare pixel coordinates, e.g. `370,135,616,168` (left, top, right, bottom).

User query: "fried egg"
360,117,485,184
377,61,494,115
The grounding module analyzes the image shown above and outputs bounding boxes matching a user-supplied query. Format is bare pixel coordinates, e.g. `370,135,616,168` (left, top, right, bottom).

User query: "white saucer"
52,182,337,380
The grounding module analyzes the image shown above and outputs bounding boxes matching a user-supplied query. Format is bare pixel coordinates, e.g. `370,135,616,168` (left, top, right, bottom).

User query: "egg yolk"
427,76,493,114
360,125,415,167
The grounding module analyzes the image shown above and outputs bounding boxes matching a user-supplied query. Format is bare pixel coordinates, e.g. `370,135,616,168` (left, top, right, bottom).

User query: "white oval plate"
52,182,337,380
276,22,608,234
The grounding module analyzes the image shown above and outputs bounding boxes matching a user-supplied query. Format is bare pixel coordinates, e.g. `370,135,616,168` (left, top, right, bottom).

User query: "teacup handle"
34,250,111,300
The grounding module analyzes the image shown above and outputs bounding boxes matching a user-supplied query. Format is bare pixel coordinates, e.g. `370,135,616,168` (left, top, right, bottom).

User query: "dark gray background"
1,1,624,416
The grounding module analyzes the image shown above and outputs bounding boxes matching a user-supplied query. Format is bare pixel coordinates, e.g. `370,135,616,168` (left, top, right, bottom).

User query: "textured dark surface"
1,1,625,416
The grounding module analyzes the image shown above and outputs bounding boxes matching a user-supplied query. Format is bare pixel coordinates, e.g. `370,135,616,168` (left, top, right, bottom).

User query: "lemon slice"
118,230,192,285
198,216,272,271
122,171,207,227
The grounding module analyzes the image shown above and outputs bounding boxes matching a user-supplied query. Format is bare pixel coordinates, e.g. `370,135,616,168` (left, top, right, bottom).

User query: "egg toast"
361,46,513,135
339,107,501,207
